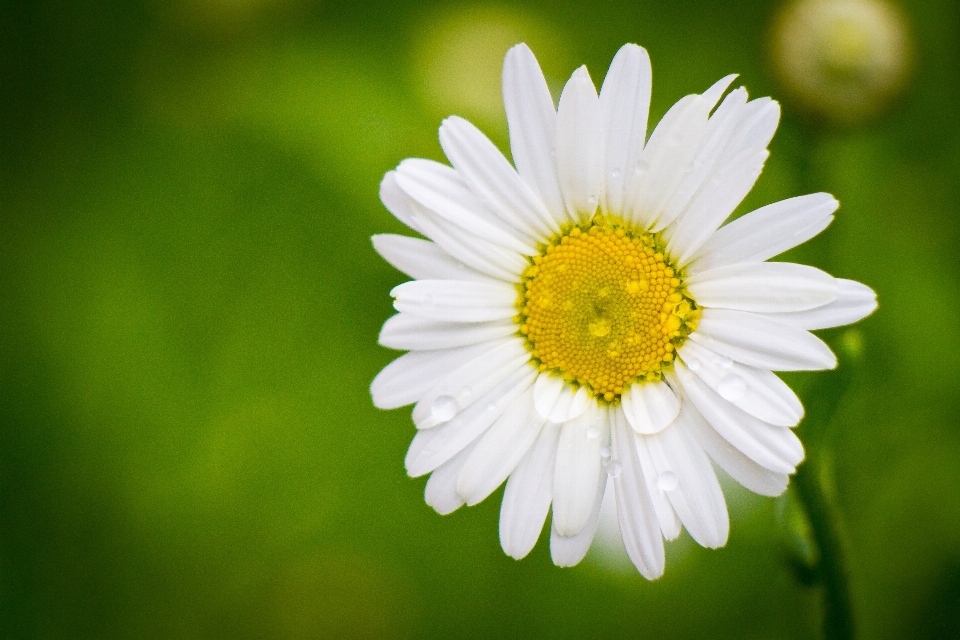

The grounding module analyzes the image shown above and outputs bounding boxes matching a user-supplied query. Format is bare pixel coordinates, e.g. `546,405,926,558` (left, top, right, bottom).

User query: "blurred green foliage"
1,0,959,638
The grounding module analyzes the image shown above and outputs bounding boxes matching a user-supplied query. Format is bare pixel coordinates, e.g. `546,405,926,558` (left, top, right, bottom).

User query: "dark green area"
2,0,959,638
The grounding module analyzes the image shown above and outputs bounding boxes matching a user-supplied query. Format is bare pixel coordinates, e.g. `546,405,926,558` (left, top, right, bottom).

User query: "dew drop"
720,357,733,369
431,395,459,422
611,168,622,179
600,444,612,458
586,425,600,439
587,195,598,208
656,471,678,491
606,460,622,477
686,358,701,372
485,402,498,413
717,374,747,401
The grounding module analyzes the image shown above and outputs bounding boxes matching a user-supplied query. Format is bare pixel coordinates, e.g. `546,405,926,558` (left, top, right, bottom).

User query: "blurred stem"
791,118,855,640
794,368,855,640
793,458,854,640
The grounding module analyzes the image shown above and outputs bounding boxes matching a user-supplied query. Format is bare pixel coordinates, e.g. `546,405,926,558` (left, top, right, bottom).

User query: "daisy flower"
371,43,877,578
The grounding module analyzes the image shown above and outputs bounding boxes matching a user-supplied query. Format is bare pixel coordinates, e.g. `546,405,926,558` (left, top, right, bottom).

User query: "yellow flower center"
517,218,700,402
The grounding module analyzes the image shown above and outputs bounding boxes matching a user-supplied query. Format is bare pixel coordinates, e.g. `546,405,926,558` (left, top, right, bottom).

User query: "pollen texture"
517,219,700,402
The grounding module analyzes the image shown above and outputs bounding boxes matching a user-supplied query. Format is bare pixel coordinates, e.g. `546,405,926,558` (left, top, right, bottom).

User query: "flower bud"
771,0,911,124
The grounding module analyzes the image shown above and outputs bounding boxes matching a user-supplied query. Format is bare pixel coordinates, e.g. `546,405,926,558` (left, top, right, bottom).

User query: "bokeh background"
2,0,959,638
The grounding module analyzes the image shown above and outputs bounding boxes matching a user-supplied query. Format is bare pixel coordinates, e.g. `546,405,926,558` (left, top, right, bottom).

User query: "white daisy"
371,43,877,578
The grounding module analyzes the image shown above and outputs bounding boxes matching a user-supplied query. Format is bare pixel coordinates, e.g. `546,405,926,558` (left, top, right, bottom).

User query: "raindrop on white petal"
611,168,622,179
586,425,600,439
720,357,733,369
600,445,612,458
462,386,473,397
606,460,622,477
485,402,497,413
656,471,678,491
717,374,747,402
686,358,701,372
587,196,597,208
430,395,459,422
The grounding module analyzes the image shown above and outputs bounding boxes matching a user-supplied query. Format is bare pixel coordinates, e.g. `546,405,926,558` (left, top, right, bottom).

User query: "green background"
1,0,958,637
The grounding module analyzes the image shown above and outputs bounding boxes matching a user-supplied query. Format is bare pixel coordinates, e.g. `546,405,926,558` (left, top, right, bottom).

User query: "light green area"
1,0,959,637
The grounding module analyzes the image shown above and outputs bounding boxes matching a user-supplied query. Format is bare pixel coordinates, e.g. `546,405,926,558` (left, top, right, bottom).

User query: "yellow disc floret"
517,217,701,402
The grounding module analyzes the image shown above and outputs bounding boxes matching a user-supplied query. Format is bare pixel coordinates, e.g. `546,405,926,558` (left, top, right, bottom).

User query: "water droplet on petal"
606,460,622,477
611,168,622,179
720,357,733,369
600,444,612,458
656,471,678,491
586,425,600,439
587,196,598,208
686,358,701,372
485,402,498,413
718,374,747,401
431,395,459,422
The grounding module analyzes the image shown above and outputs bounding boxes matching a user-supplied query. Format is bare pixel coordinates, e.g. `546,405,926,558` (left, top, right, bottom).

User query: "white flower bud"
771,0,911,124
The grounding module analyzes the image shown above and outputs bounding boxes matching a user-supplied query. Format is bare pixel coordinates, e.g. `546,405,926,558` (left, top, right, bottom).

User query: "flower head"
371,43,877,578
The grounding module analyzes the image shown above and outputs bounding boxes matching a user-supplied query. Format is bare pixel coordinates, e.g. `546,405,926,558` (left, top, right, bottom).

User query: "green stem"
788,115,856,640
791,366,856,640
793,454,855,640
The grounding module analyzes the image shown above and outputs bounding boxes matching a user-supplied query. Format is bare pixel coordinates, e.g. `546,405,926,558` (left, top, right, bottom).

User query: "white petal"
599,44,652,216
412,338,529,428
408,200,525,281
622,95,701,229
395,159,534,255
533,374,563,420
700,74,740,106
666,146,770,265
552,404,605,536
379,171,422,233
767,279,878,330
724,97,780,157
391,279,518,323
692,309,837,371
656,87,748,231
370,341,492,410
678,340,803,427
556,66,604,222
643,419,729,548
680,397,789,497
500,422,561,559
672,364,804,473
550,474,608,567
686,262,838,313
439,116,558,240
621,381,681,434
624,75,737,230
561,387,591,423
634,433,682,540
379,314,517,351
610,409,665,579
457,387,546,506
502,44,567,223
371,234,489,282
424,441,478,515
405,367,537,477
689,193,838,272
549,388,590,424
